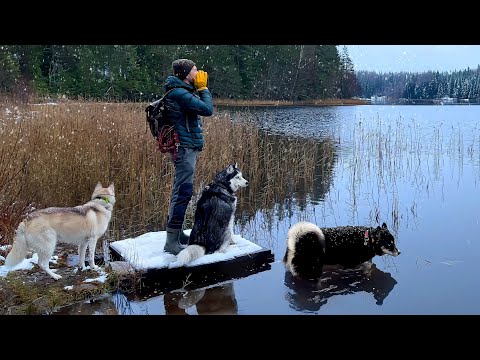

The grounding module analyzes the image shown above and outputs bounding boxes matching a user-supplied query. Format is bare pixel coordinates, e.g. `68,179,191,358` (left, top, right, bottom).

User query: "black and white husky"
283,221,401,282
176,163,249,266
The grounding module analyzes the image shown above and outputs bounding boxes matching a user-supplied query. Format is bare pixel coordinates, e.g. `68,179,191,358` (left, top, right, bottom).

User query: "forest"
357,67,480,101
3,45,478,103
0,45,360,102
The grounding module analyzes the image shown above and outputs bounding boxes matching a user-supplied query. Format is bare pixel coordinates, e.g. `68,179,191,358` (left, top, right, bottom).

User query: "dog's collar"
95,196,110,204
364,228,374,247
218,184,235,195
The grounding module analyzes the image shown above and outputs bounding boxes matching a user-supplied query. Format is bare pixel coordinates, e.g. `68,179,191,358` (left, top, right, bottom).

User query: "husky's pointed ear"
382,222,387,229
95,182,102,190
227,164,234,174
109,183,115,192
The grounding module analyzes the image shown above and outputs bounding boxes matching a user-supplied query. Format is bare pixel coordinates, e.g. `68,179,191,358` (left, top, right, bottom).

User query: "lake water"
60,105,480,315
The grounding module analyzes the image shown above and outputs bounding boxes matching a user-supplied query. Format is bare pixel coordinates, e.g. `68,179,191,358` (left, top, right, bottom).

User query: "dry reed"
0,101,335,245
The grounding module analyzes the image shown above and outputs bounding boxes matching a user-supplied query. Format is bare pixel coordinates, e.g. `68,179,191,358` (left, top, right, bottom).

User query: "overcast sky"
343,45,480,73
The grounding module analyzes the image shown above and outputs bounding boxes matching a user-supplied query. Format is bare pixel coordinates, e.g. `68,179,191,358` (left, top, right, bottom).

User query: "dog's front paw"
360,261,373,276
51,273,62,281
91,265,100,272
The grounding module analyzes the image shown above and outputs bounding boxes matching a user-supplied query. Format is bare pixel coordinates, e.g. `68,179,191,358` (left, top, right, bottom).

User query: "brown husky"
4,182,115,280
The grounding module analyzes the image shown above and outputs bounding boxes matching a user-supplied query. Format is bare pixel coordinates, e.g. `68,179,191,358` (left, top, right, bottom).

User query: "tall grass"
333,114,480,236
0,101,335,245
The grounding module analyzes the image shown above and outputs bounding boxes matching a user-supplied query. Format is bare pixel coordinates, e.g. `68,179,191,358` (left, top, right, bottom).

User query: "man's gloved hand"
194,70,208,91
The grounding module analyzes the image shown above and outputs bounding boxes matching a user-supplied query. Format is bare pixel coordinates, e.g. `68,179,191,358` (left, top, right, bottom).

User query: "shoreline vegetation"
213,98,370,107
0,98,348,243
0,95,371,107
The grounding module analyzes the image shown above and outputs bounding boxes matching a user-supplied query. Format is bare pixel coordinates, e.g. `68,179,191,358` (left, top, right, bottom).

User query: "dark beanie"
172,59,196,80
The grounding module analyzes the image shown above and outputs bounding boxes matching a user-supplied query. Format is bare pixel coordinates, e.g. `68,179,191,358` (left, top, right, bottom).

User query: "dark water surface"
60,105,480,315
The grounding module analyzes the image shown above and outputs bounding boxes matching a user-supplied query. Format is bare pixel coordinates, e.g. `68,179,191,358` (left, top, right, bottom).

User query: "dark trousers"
167,147,199,229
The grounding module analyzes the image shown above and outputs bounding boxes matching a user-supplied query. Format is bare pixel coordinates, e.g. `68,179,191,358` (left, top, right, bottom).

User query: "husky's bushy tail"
284,221,325,281
176,245,206,266
287,222,325,254
4,222,29,268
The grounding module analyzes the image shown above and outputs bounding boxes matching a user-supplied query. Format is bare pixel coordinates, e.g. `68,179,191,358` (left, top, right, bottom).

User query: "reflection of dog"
284,262,398,312
5,182,115,280
283,221,400,281
176,163,248,266
164,282,238,315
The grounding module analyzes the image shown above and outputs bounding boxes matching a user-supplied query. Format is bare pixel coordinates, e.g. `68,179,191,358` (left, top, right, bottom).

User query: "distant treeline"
0,45,361,102
357,67,480,100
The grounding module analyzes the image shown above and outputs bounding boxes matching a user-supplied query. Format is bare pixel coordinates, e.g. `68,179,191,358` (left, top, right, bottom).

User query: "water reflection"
164,282,238,315
53,293,119,315
218,105,342,140
284,262,398,312
234,135,338,233
53,290,136,315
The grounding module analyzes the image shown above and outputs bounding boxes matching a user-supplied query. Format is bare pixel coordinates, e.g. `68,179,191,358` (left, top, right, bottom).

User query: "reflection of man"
284,262,398,312
164,282,238,315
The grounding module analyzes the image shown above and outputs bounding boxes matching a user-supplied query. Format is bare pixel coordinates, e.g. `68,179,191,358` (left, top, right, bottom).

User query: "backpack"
145,88,179,159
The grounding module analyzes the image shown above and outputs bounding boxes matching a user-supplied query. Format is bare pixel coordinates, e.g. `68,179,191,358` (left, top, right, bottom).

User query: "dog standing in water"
283,221,400,282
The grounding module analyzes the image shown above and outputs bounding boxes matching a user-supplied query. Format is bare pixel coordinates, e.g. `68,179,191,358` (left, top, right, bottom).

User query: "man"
163,58,213,255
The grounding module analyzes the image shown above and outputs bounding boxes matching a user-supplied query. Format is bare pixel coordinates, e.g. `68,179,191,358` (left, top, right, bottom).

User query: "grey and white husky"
4,182,115,280
176,163,249,266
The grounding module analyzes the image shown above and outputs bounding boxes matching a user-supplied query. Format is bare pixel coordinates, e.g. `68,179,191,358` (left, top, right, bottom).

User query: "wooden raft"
108,231,274,292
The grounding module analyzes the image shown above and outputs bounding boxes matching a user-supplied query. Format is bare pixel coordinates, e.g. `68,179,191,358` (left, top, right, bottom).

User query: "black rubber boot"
178,229,190,245
164,227,188,255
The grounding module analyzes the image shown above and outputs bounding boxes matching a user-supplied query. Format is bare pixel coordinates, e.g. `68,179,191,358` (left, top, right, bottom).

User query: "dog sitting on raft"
175,163,249,266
